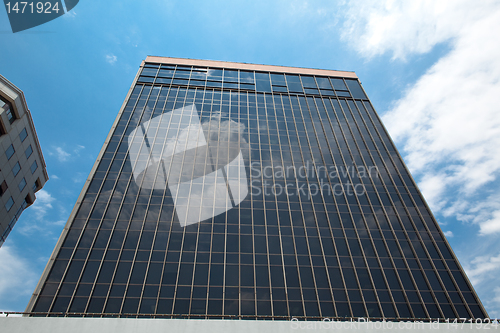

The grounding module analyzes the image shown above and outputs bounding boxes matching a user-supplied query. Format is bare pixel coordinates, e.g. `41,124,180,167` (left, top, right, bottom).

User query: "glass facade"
28,58,487,320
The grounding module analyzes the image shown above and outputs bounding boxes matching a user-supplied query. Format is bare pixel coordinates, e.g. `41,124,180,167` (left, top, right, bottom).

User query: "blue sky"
1,0,500,317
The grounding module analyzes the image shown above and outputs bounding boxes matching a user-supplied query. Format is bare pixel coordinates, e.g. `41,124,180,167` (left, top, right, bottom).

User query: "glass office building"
26,57,487,320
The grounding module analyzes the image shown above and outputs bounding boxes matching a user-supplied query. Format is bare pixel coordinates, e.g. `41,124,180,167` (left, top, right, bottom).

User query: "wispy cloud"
29,189,54,221
19,189,68,238
73,145,85,157
55,146,70,162
465,253,500,286
72,172,86,184
0,246,37,311
64,10,77,19
106,54,117,65
341,0,494,60
443,230,453,238
489,287,500,318
48,144,85,163
462,251,500,316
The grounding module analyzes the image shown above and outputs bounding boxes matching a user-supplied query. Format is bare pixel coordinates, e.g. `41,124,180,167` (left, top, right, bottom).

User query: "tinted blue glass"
255,73,271,92
301,76,317,88
18,177,26,191
6,144,15,160
25,145,33,159
330,78,347,90
345,79,368,99
270,73,286,86
223,69,238,82
19,128,28,142
12,162,21,176
285,74,303,93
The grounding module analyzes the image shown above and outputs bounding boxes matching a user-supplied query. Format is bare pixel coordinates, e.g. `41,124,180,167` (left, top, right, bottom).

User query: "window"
12,162,21,176
0,180,7,197
18,178,27,192
19,128,28,142
33,179,40,192
1,97,16,124
6,144,15,160
25,145,33,159
6,109,15,124
31,160,38,174
5,197,14,212
25,193,34,205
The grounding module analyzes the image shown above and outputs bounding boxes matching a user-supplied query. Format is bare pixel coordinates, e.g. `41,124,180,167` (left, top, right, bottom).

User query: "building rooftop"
145,56,358,78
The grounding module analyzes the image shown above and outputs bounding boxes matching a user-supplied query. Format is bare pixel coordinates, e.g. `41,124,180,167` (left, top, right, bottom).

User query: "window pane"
6,144,15,160
316,77,332,89
25,145,33,159
13,162,21,176
19,128,28,142
301,76,317,88
345,79,367,99
18,178,27,192
285,74,303,93
5,197,14,211
330,78,347,90
270,73,286,86
255,73,271,92
7,109,15,123
0,180,7,196
223,69,238,82
240,71,254,84
31,160,38,174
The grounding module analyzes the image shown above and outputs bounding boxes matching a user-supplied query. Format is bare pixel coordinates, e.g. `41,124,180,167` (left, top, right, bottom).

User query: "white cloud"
0,246,37,311
106,54,117,65
489,287,500,317
73,145,85,158
465,253,500,285
72,172,86,184
48,144,86,162
342,0,500,235
52,220,67,227
19,190,67,238
30,189,55,221
443,230,453,238
64,10,77,19
416,173,449,211
462,252,500,316
479,211,500,235
54,146,70,162
341,0,497,60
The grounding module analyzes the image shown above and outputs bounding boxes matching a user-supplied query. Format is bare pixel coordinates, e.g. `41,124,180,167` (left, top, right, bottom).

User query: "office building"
0,74,48,247
26,57,487,319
